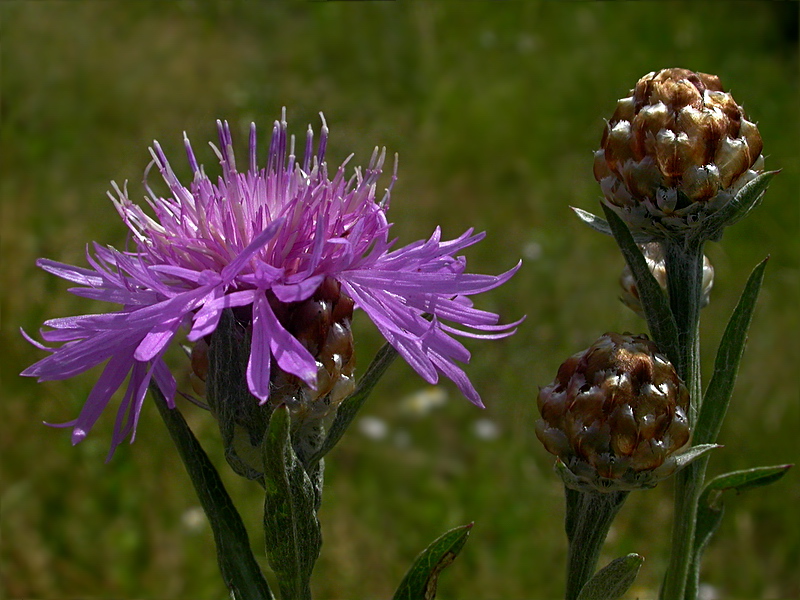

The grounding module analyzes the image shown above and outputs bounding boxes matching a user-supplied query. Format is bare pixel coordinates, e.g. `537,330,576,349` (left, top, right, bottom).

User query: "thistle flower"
536,332,690,492
22,110,520,456
619,242,714,318
593,68,764,238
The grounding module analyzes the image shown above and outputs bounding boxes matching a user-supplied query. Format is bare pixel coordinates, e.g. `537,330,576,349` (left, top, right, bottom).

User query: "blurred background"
1,2,797,599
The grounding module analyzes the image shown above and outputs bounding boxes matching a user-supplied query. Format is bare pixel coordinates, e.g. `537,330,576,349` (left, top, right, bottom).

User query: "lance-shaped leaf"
571,206,652,243
308,341,399,468
207,309,273,482
703,464,794,499
577,553,644,600
152,385,274,600
694,258,768,446
601,204,680,366
392,523,473,600
688,464,793,599
262,405,321,600
690,171,778,243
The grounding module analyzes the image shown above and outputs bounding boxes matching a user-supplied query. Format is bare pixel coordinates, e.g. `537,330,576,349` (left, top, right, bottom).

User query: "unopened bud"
536,332,691,492
594,68,764,238
619,243,714,317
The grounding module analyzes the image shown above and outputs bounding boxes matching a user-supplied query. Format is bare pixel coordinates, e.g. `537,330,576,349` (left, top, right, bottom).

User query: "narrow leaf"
152,385,274,600
667,444,721,472
691,171,778,243
601,204,680,365
308,341,399,467
392,523,473,600
571,206,652,243
704,464,793,496
207,309,273,482
577,554,644,600
262,405,321,600
689,464,792,598
694,258,768,445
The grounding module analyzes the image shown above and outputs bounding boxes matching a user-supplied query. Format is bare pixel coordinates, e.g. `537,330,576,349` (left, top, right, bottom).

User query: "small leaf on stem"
392,523,473,600
695,258,769,445
308,341,399,467
262,405,321,600
601,205,680,367
577,553,644,600
571,207,652,243
690,171,778,243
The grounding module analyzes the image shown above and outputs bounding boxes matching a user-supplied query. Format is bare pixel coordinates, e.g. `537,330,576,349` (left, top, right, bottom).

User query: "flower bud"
619,243,714,318
536,333,690,492
595,68,764,238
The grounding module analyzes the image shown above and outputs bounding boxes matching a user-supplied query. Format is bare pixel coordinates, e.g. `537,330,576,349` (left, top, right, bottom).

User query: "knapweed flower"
593,68,764,238
619,242,714,318
536,332,690,492
22,110,520,456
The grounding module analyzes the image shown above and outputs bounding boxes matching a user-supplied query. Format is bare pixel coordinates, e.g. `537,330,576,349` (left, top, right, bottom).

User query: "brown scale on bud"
269,277,356,422
536,332,690,491
594,68,764,237
619,243,714,318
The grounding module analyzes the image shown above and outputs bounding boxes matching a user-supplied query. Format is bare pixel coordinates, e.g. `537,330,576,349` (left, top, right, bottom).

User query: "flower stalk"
564,487,629,600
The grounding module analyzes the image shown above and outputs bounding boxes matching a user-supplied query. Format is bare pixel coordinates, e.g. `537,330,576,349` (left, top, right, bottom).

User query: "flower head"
536,332,690,492
22,110,520,456
593,68,764,238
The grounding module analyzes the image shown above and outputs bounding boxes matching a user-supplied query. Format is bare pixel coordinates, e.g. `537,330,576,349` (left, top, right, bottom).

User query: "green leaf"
690,171,778,243
694,258,769,445
571,206,652,243
577,554,644,600
392,523,473,600
151,385,274,600
703,464,793,496
601,204,680,366
206,308,273,482
262,405,321,600
308,341,399,467
688,464,792,599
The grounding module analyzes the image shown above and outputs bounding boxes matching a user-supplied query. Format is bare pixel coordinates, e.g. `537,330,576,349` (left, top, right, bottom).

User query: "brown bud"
270,277,356,422
619,243,714,318
536,333,690,491
595,68,764,238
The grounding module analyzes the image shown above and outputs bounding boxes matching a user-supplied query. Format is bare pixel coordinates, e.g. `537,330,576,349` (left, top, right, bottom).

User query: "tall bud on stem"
537,333,704,600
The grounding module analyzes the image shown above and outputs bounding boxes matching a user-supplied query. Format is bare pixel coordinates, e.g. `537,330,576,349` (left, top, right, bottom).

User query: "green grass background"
1,2,798,599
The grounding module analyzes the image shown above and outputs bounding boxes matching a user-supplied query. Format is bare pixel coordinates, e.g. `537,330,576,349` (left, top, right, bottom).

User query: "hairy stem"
660,239,706,600
564,487,629,600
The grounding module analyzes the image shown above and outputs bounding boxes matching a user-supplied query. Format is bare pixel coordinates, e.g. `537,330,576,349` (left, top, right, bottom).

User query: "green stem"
659,239,705,600
152,385,274,600
564,487,629,600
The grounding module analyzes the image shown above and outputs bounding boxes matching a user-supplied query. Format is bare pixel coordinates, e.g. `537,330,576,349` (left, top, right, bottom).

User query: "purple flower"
22,110,521,456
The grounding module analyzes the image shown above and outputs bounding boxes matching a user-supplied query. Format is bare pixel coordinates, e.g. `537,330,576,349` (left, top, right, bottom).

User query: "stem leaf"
703,464,793,496
309,341,399,467
577,553,644,600
262,405,321,600
391,523,473,600
152,385,274,600
571,206,652,243
690,464,793,595
694,258,769,445
600,204,680,365
690,171,778,243
207,309,273,482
